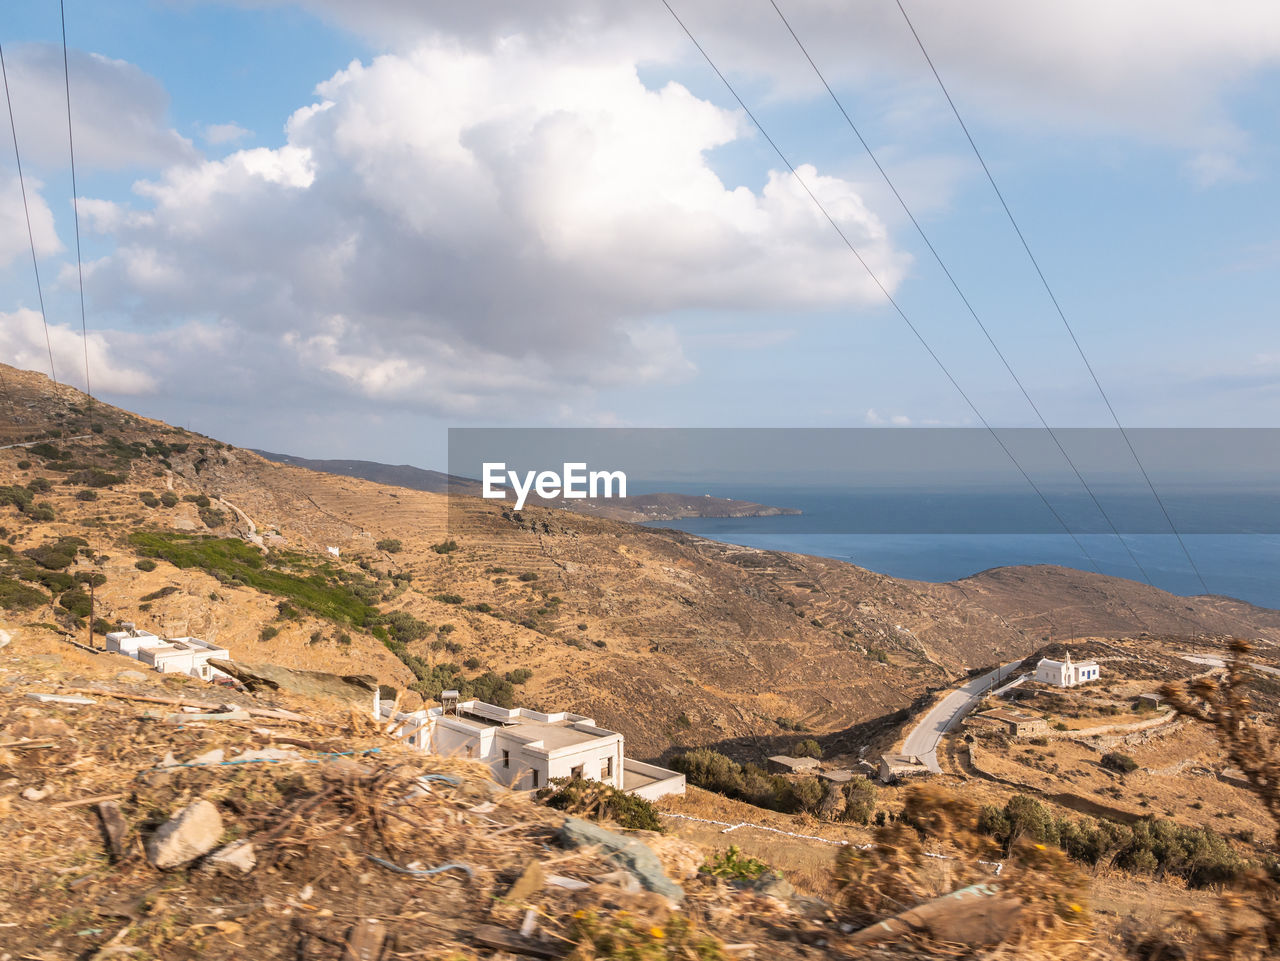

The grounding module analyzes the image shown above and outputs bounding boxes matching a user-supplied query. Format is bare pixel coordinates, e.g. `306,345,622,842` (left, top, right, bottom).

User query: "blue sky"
0,1,1277,467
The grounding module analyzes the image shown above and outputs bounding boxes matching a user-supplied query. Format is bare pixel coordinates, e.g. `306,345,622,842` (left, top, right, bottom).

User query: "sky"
0,0,1278,469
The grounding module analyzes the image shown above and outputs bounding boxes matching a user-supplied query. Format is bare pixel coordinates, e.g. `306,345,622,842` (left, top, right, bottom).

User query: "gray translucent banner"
446,428,1280,534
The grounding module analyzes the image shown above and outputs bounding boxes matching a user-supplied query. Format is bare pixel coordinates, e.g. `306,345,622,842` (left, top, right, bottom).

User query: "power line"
0,39,57,385
60,0,93,413
891,0,1210,596
765,0,1157,591
658,0,1111,581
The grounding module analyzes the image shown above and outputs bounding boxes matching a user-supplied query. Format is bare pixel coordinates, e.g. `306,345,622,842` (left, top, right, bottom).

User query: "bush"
506,667,533,685
1101,751,1139,774
377,538,403,553
15,460,30,470
198,506,227,528
259,625,280,642
518,572,538,582
140,586,180,602
793,738,823,759
463,656,482,670
0,576,47,611
134,559,158,572
59,588,93,618
70,469,124,488
24,537,85,571
76,489,98,501
75,571,107,588
430,539,458,554
842,776,878,824
702,845,768,880
26,477,52,493
539,777,662,832
159,491,178,508
434,593,464,605
140,492,160,508
381,609,431,644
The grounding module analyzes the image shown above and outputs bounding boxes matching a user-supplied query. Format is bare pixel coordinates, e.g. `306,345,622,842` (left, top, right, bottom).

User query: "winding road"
903,660,1025,773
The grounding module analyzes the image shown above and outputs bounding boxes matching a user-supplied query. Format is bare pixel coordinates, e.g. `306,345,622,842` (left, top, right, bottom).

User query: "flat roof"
502,719,614,753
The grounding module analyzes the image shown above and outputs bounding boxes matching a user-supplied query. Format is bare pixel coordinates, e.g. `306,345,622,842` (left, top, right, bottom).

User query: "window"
502,749,510,769
531,770,539,788
466,745,474,758
602,757,613,779
570,765,584,781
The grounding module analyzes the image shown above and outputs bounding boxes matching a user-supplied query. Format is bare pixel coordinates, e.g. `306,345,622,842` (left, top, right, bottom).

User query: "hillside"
5,364,1280,958
253,449,802,522
2,364,1278,767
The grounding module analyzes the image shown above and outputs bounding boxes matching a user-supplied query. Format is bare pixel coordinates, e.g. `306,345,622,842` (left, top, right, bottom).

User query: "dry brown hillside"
2,363,1277,765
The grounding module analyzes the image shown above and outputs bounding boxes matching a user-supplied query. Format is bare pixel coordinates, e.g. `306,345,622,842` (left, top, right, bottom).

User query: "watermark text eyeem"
482,462,627,510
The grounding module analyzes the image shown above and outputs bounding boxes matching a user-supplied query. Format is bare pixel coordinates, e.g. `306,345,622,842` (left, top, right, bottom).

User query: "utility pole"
87,578,95,650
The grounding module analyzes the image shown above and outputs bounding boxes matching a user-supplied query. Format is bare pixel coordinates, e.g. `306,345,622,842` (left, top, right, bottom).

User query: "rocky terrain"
4,362,1280,958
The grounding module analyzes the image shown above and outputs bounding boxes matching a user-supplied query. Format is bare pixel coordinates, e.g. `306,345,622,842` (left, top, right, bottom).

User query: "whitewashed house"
104,625,232,683
379,692,685,801
1035,652,1100,688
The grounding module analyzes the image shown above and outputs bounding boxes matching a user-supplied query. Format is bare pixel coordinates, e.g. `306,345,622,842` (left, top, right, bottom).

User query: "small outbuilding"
818,768,856,784
1137,693,1165,710
767,755,820,776
878,753,929,784
975,709,1049,738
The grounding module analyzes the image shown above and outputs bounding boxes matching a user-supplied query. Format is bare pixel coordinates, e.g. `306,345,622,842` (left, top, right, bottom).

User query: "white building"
104,625,232,683
1035,652,1100,688
379,692,685,801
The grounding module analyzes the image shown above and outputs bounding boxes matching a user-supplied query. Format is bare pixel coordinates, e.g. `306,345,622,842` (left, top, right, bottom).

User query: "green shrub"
434,593,463,605
0,577,47,611
538,777,662,832
842,776,878,824
381,609,431,643
198,506,227,528
135,559,158,572
69,469,124,488
430,539,459,554
15,460,30,470
76,489,98,501
128,532,376,626
159,491,179,508
75,571,107,588
701,845,768,880
259,625,280,642
518,572,538,582
139,492,160,508
463,656,482,670
506,667,533,685
376,538,403,553
793,738,823,759
140,586,180,602
23,537,85,570
59,588,93,618
1101,752,1139,774
26,477,52,493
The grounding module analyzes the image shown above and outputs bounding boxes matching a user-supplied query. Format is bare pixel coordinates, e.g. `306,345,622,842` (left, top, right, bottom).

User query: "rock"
752,871,795,901
116,670,150,683
206,840,256,875
629,833,703,881
146,799,224,869
505,862,545,904
22,785,51,801
189,749,226,766
558,817,684,903
0,629,11,651
6,716,73,738
848,882,1023,947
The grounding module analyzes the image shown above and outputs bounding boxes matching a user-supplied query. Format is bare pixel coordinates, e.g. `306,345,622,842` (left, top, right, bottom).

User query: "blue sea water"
640,486,1280,611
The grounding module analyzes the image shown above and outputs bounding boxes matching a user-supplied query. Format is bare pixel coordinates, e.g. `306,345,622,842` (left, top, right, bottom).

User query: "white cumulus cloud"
80,42,905,415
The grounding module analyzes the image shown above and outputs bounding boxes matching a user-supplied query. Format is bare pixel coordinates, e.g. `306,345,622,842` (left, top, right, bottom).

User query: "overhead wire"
0,39,57,386
658,0,1112,581
60,0,94,418
891,0,1210,596
767,0,1158,593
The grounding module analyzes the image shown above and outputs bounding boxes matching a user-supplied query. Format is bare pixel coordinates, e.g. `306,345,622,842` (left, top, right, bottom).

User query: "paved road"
903,660,1024,773
1180,653,1280,678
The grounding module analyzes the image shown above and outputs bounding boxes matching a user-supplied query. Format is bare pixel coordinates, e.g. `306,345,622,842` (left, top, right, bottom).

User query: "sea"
639,485,1280,612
